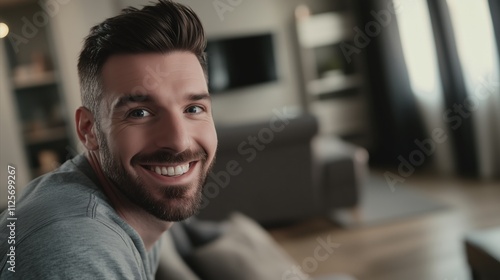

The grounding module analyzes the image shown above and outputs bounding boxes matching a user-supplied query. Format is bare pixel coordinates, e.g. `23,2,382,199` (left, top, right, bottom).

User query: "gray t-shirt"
0,154,162,279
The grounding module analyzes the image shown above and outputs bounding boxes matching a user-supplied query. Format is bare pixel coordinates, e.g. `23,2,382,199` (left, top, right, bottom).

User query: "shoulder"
4,217,143,279
20,155,101,206
0,156,147,279
8,155,115,244
17,155,103,218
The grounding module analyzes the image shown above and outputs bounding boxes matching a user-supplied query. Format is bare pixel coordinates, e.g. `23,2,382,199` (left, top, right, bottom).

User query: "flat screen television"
206,33,278,93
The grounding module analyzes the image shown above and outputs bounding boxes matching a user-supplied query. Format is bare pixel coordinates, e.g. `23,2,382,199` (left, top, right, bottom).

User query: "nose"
153,112,190,153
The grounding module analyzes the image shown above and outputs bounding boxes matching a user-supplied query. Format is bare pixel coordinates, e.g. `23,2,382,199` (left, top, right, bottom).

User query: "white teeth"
161,167,168,176
149,163,190,177
175,166,183,175
166,167,174,176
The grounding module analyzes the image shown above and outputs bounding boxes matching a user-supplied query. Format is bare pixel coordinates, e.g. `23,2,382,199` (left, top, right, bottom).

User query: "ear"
75,106,99,150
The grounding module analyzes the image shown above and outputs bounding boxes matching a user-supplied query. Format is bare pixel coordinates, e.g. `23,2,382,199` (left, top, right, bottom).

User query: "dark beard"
98,134,214,221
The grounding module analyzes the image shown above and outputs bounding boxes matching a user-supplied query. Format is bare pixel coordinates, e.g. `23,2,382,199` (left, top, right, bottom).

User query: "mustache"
132,149,208,165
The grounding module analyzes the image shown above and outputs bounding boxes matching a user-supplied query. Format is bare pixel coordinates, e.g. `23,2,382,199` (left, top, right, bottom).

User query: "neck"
85,150,172,251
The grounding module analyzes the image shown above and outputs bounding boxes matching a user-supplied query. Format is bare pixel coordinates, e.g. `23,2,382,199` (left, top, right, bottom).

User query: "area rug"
331,175,447,228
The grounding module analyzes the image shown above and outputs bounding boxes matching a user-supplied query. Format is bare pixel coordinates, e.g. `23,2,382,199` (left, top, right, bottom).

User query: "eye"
128,109,151,118
185,105,204,114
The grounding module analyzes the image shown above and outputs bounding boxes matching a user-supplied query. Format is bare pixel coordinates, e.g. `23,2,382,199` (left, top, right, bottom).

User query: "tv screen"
206,33,278,93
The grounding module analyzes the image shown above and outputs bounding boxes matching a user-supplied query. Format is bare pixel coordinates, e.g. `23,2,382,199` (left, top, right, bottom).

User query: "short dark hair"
77,0,207,116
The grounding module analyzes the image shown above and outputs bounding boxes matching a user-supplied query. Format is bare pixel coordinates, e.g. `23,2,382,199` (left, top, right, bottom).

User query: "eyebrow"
189,93,211,102
112,93,211,110
113,94,153,110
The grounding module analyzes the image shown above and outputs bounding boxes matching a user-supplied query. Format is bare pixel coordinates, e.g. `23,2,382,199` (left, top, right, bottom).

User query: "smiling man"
0,1,216,279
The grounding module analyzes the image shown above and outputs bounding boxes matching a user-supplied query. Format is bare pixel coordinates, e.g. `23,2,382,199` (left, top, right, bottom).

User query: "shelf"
307,72,361,97
24,126,69,145
13,71,57,90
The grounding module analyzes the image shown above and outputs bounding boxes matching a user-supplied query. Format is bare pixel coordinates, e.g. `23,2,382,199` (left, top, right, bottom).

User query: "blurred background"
1,0,499,279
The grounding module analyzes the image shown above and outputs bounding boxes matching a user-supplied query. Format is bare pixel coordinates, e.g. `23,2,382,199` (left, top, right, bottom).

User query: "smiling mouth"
142,162,193,177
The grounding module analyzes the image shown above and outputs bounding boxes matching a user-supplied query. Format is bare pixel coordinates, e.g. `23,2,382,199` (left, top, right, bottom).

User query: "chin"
133,181,203,222
148,194,202,221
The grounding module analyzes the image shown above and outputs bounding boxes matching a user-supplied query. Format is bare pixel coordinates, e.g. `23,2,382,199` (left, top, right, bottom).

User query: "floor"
268,171,500,280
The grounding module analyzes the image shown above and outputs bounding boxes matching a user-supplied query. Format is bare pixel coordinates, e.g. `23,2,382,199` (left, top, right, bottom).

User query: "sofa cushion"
189,212,309,280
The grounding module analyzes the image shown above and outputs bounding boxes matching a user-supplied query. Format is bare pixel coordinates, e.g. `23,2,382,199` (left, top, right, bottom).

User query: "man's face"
96,51,217,221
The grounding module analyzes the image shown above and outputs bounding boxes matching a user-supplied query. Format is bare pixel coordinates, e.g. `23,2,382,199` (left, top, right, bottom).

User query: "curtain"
441,0,500,179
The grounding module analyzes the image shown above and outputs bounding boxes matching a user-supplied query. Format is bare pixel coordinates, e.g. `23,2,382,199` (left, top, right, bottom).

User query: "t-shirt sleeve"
3,217,144,280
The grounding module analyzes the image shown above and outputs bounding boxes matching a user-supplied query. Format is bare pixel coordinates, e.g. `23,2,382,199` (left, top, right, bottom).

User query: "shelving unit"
294,4,372,148
1,2,74,178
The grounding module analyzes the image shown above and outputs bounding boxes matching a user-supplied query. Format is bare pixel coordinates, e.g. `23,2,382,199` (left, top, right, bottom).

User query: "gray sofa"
196,113,365,225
